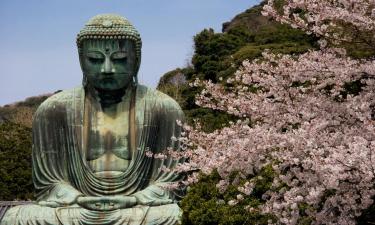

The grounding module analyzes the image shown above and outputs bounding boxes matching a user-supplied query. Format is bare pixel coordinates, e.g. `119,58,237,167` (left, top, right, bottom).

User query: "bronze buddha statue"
1,14,185,225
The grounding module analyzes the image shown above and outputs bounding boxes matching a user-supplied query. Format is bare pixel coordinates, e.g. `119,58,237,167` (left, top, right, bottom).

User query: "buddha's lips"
99,73,130,80
101,77,115,81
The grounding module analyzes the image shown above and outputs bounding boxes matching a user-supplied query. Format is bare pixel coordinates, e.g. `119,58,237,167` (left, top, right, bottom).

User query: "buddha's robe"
1,85,185,225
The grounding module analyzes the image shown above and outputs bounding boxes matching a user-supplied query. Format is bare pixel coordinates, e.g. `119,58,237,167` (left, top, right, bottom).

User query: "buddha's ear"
78,40,86,73
78,54,84,72
78,51,86,87
132,74,138,86
78,40,89,87
134,52,141,82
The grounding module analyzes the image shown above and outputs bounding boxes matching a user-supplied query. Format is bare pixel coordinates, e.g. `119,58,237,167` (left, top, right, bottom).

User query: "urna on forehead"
77,14,142,62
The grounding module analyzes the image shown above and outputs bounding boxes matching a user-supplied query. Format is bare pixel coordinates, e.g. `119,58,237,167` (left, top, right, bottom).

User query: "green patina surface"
1,14,185,225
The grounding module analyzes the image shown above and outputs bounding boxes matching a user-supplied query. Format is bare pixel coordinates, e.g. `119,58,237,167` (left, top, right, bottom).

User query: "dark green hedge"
0,121,33,200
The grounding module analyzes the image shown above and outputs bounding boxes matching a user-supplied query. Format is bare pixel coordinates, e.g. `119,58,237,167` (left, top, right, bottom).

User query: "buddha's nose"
101,57,116,74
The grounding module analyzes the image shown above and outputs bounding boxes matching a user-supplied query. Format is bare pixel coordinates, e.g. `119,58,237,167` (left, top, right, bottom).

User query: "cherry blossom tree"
262,0,375,48
162,1,375,224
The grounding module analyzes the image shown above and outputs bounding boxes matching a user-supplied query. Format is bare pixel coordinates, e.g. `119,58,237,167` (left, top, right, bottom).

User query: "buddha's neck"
85,84,128,109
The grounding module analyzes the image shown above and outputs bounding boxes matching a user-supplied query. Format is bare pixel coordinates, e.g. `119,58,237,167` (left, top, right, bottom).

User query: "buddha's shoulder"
35,86,83,113
137,85,182,111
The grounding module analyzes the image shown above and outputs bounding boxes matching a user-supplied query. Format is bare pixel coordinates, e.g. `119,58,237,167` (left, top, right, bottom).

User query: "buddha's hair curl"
77,14,142,72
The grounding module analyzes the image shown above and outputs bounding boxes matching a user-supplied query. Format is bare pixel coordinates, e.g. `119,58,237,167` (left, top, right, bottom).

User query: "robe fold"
1,85,185,225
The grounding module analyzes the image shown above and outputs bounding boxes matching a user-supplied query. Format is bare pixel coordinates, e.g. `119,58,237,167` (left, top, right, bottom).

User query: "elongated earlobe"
82,74,88,87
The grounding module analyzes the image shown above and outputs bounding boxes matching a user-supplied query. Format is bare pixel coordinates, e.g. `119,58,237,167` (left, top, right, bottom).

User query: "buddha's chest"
85,108,131,173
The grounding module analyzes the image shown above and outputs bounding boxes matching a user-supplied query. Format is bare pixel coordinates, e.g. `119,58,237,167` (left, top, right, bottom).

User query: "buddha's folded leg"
57,204,181,225
1,204,181,225
141,204,182,225
0,204,61,225
57,206,147,225
67,204,181,225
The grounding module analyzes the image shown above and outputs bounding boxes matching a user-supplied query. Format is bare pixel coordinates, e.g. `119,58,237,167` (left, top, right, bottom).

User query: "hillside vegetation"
0,94,53,200
0,94,52,128
157,2,317,132
0,121,33,200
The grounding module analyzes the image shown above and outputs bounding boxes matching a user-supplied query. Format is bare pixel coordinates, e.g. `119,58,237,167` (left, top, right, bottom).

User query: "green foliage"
339,80,365,100
192,27,252,82
0,94,51,128
191,24,316,83
157,68,185,88
14,95,50,108
157,2,318,133
184,108,238,133
232,42,312,66
0,94,49,200
357,199,375,225
297,203,314,225
0,121,34,200
180,166,277,225
344,40,375,59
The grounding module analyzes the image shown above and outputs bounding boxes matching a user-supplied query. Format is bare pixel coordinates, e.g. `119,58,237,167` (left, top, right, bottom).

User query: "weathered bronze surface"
1,14,185,225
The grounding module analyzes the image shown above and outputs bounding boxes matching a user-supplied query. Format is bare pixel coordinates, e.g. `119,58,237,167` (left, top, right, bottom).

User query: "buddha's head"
77,14,142,91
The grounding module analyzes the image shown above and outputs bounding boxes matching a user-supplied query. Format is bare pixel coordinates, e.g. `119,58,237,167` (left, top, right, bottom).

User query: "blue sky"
0,0,261,106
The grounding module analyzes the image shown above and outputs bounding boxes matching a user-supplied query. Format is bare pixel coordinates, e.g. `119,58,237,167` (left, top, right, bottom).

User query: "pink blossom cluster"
262,0,375,44
185,48,375,224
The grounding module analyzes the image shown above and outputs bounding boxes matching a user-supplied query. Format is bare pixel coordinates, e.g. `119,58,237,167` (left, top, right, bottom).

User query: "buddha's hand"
38,184,83,208
134,195,173,206
131,185,174,206
77,196,137,211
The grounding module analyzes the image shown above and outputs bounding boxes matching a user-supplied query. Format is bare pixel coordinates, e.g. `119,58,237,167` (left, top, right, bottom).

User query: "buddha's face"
80,39,137,91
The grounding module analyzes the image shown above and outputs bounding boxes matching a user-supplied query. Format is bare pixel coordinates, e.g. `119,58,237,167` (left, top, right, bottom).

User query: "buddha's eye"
111,52,127,61
86,52,104,64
